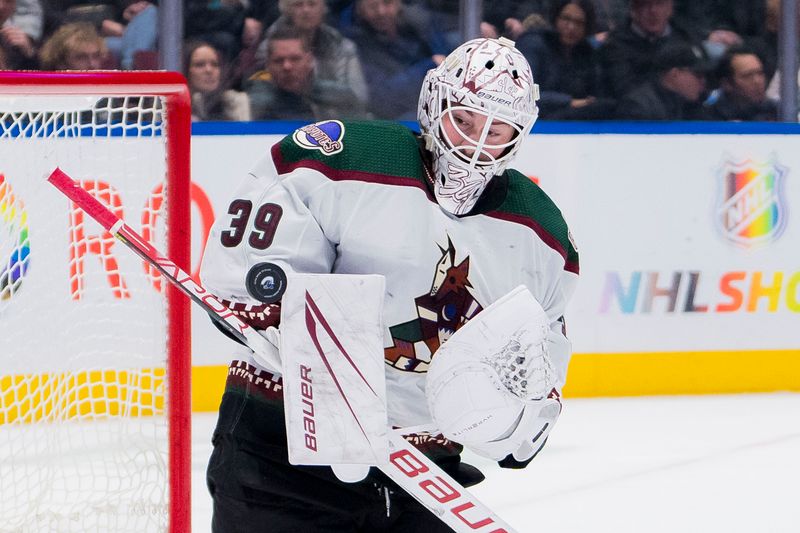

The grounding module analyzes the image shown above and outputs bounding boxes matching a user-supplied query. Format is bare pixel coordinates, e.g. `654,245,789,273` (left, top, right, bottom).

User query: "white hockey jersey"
200,119,579,428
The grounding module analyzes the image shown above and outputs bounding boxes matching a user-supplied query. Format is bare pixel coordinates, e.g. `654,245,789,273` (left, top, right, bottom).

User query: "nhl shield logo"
292,120,345,155
714,156,788,247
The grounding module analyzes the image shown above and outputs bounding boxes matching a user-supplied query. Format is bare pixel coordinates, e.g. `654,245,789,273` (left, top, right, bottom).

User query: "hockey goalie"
198,36,579,532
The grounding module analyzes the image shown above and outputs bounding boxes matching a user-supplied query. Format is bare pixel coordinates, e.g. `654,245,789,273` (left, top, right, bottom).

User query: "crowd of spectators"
0,0,794,122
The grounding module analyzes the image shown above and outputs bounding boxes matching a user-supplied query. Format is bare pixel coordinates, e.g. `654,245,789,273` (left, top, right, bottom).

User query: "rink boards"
8,121,795,406
187,122,799,403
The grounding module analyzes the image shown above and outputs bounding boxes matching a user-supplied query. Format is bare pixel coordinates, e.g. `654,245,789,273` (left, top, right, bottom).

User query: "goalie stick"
47,167,519,533
47,167,282,373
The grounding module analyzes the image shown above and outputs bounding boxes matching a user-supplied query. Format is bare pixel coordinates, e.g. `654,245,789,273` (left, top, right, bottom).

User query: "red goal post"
0,72,191,533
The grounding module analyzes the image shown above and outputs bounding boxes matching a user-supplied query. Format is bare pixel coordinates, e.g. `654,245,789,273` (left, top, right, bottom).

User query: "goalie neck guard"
418,37,539,216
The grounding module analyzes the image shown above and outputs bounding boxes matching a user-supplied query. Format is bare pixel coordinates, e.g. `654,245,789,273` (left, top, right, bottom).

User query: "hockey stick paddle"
47,167,518,533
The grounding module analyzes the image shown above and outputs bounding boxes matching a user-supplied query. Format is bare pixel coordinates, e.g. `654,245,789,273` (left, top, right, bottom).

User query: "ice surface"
191,393,800,532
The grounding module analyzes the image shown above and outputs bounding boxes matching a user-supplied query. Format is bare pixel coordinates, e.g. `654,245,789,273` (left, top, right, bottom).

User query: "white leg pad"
280,273,389,467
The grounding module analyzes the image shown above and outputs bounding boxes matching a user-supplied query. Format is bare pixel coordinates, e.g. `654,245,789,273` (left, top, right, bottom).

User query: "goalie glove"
426,285,562,463
470,390,561,464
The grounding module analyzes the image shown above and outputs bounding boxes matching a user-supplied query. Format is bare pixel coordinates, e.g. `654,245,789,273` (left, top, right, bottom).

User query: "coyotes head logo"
385,237,483,373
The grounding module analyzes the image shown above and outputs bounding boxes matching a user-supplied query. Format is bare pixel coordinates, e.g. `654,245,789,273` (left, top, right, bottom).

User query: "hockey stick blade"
46,167,281,373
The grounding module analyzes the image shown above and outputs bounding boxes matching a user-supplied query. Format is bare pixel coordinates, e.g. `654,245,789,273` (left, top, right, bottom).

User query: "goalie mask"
418,37,539,215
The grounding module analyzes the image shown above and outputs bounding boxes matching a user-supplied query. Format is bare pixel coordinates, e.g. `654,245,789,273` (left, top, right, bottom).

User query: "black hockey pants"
206,369,481,533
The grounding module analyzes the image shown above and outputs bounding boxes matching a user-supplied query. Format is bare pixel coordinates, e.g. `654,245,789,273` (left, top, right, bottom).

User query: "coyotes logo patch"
385,238,483,373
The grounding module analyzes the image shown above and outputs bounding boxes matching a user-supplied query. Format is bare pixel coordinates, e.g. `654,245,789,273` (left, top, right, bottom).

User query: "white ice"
191,393,800,532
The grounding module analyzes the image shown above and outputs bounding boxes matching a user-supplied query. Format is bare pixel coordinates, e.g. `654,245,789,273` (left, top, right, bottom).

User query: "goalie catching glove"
426,285,562,464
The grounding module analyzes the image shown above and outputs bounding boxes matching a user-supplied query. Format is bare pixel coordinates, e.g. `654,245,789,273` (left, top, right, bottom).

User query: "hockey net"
0,72,191,533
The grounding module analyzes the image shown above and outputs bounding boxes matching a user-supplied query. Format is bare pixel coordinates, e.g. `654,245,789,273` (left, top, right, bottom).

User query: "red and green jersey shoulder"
271,119,428,189
492,170,580,274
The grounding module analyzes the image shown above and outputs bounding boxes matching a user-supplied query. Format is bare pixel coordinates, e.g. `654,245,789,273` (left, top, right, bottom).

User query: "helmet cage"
437,89,528,171
418,37,539,215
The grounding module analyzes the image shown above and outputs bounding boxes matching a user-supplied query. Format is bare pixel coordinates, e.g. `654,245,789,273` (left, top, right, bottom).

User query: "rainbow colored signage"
715,156,788,247
0,174,30,305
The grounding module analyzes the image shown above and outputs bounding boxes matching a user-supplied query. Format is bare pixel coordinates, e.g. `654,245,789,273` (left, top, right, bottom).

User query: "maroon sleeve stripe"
486,210,579,274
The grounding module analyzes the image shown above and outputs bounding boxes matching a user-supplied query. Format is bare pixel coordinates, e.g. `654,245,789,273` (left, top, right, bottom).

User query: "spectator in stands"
9,0,42,44
42,1,118,37
39,21,106,70
388,1,542,49
325,0,352,22
518,11,551,35
185,40,251,121
184,0,247,63
102,1,158,69
615,41,711,119
249,0,367,108
0,0,38,69
672,1,772,73
240,0,281,57
599,0,706,98
344,0,448,120
706,46,777,121
39,1,157,69
517,0,615,119
480,1,549,40
591,0,628,40
41,0,106,36
403,1,457,50
245,28,366,120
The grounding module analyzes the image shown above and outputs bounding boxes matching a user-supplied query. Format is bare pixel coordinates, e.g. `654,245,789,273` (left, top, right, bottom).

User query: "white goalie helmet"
418,37,539,215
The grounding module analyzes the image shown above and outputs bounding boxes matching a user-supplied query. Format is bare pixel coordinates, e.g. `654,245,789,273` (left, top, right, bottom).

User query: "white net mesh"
0,94,174,532
485,333,556,402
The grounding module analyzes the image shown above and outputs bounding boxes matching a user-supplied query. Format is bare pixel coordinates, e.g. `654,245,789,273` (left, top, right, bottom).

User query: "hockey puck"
245,262,287,304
